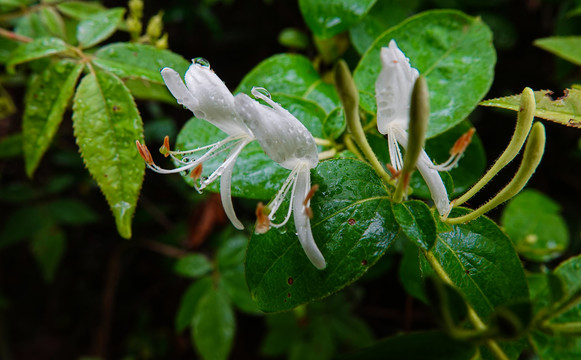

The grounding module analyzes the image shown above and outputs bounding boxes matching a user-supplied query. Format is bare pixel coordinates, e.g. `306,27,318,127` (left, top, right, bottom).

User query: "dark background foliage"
0,0,580,358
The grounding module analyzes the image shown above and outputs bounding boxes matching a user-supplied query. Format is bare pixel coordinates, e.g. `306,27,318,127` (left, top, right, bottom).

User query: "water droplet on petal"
193,57,210,68
253,87,271,99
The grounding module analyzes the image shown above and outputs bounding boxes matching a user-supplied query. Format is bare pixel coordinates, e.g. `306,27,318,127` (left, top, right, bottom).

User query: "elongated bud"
394,76,429,202
454,87,536,206
334,60,394,186
446,122,545,224
126,16,142,40
155,33,168,50
146,11,164,40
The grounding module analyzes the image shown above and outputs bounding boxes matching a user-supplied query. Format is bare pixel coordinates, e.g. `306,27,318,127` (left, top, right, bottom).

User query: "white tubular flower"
376,40,472,217
234,87,326,270
136,59,254,230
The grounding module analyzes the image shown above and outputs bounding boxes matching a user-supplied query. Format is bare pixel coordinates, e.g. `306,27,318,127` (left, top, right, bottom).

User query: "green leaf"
220,269,262,315
14,12,50,40
77,8,125,49
7,37,69,67
501,190,569,262
124,79,177,103
392,200,436,250
0,133,23,158
335,331,476,360
93,43,190,85
57,1,107,20
399,239,427,303
175,95,325,199
176,277,213,333
299,0,377,39
480,89,581,129
323,107,346,140
428,208,529,320
236,54,340,113
40,7,66,39
72,69,145,239
534,36,581,65
349,0,419,54
354,10,496,138
23,60,83,177
30,225,65,282
246,159,398,312
174,254,213,279
0,206,48,249
0,37,19,64
192,287,235,360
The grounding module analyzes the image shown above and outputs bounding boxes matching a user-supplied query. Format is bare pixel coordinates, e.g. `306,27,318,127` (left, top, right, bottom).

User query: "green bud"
126,16,142,40
447,122,545,225
146,11,164,41
393,76,429,202
454,87,536,206
155,33,168,49
128,0,143,19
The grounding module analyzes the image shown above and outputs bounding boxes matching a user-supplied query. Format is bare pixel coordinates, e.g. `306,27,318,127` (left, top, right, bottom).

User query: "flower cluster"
136,60,326,269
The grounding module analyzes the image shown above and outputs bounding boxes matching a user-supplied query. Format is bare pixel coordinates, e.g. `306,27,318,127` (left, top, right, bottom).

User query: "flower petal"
218,138,251,230
161,67,199,113
417,151,451,217
293,164,326,270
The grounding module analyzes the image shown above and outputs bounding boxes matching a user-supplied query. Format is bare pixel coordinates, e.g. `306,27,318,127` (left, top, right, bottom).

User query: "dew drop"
193,57,210,68
253,87,271,99
182,157,191,163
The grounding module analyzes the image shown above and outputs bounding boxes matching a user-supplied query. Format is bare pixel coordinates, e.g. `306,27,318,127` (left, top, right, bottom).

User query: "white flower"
136,60,254,230
376,40,471,217
234,87,326,270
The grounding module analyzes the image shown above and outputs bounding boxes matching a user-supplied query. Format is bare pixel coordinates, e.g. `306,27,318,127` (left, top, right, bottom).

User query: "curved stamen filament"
268,166,301,228
430,128,475,172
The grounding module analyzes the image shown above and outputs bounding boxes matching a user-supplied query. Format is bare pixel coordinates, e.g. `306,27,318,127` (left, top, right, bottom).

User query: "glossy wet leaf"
427,208,529,320
57,1,107,20
323,107,346,140
175,277,212,333
7,37,69,68
77,8,125,49
72,69,144,239
534,36,581,65
501,190,569,262
23,60,83,177
392,200,436,250
349,0,419,54
30,226,65,283
336,331,476,360
175,95,324,199
299,0,377,39
354,10,496,138
246,159,398,312
481,88,581,128
236,54,340,113
93,43,189,85
192,287,235,360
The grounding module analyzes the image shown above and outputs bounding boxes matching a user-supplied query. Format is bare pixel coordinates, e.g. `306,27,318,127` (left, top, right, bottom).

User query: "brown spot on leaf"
348,218,356,225
361,259,368,266
287,292,291,298
287,277,294,285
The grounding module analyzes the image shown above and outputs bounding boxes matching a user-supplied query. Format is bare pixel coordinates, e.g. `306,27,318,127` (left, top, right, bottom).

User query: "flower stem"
454,87,536,207
446,122,545,225
334,60,393,187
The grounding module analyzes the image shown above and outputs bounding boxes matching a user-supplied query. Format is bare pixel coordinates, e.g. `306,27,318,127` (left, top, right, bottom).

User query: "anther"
189,163,203,180
450,128,475,156
136,141,154,165
303,184,319,206
255,202,271,234
159,135,171,157
386,164,400,178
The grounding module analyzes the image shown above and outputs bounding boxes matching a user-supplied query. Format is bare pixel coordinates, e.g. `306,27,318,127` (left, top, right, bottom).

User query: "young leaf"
236,54,340,113
77,8,125,49
40,7,66,39
246,159,398,312
534,36,581,65
7,37,69,68
30,225,66,283
175,277,212,333
23,60,84,177
174,95,325,199
192,287,235,360
481,89,581,128
174,254,213,279
93,43,189,85
72,68,145,239
501,190,569,262
427,208,529,320
298,0,377,39
354,10,496,138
